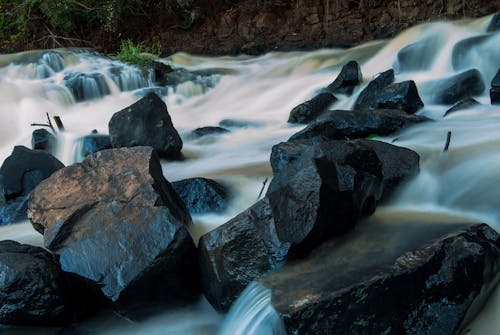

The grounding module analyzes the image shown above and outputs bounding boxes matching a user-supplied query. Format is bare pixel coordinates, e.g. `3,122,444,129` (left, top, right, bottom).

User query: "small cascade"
64,72,111,102
218,283,286,335
36,51,65,79
108,66,152,91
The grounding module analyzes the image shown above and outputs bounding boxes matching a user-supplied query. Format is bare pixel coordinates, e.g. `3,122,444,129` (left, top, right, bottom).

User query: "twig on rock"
257,177,269,200
443,131,452,152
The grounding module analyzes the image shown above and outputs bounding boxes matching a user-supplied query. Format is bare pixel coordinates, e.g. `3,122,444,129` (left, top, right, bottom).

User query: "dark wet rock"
0,146,64,200
192,126,230,138
396,37,442,73
108,92,183,158
426,69,485,105
266,138,419,255
198,198,290,312
28,147,197,315
64,72,111,102
32,128,56,152
161,68,221,93
0,175,5,206
288,93,337,124
172,177,229,214
0,240,71,326
78,133,112,157
0,195,29,225
219,119,263,129
260,223,500,335
288,109,429,142
452,34,499,71
326,60,362,95
443,98,481,117
356,80,424,114
487,12,500,32
491,68,500,104
149,61,174,86
353,69,394,110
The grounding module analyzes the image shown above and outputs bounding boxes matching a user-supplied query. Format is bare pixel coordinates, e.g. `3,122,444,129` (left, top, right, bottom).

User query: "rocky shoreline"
1,40,500,333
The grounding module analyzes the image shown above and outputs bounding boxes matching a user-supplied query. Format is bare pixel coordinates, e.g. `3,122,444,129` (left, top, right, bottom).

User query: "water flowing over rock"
491,68,500,104
32,128,56,152
425,69,486,105
266,138,419,255
260,223,500,335
395,36,442,73
172,177,229,214
198,198,289,312
0,240,71,326
64,72,111,102
108,92,183,159
288,93,337,124
27,147,198,314
452,34,500,72
487,12,500,32
326,60,362,95
288,109,429,142
443,98,480,117
108,66,151,92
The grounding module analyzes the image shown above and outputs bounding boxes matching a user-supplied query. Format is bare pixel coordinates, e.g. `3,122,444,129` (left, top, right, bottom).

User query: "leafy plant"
115,39,160,65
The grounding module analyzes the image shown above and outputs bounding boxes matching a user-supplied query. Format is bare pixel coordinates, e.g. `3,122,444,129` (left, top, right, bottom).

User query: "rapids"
0,14,499,334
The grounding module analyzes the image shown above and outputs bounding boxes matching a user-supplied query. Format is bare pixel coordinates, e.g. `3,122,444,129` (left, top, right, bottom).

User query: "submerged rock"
443,98,480,117
28,147,198,314
491,68,500,104
260,223,500,335
172,177,229,214
288,109,429,142
395,37,442,73
219,119,263,129
0,195,30,226
425,69,485,105
108,92,183,158
487,12,500,32
191,126,230,138
198,198,289,312
288,93,337,124
452,34,500,72
0,240,71,326
326,60,362,95
32,128,56,152
78,133,112,157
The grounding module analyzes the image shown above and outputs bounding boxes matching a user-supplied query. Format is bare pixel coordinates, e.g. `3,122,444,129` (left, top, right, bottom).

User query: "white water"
0,14,499,334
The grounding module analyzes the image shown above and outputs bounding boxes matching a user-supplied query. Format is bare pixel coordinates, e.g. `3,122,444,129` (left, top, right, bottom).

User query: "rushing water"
0,14,499,334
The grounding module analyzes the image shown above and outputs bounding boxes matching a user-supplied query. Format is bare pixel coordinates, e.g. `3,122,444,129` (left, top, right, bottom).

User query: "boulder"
0,175,4,206
191,126,230,138
32,128,56,152
288,109,429,142
78,132,112,157
266,138,417,255
108,92,183,159
0,240,71,326
356,80,424,114
0,146,64,200
260,223,500,335
426,69,485,105
353,69,394,110
326,60,362,95
395,37,441,73
491,68,500,104
149,61,174,86
64,72,111,102
172,177,229,214
288,93,337,124
198,198,289,312
27,147,198,314
0,195,29,225
443,98,480,117
219,119,263,129
487,12,500,32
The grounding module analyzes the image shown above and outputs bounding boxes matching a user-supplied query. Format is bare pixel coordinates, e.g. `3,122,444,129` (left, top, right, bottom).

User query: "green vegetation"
115,39,161,65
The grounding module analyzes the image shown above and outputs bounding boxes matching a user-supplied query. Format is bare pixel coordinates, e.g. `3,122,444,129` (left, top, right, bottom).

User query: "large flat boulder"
260,222,500,335
0,240,71,326
108,92,183,158
288,109,429,142
424,69,485,105
27,147,197,314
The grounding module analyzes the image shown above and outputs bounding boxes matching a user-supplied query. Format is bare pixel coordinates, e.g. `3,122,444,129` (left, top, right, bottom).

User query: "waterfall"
0,13,499,335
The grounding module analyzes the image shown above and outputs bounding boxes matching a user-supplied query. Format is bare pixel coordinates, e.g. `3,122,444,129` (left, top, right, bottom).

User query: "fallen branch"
443,131,452,152
53,116,65,131
31,112,56,133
